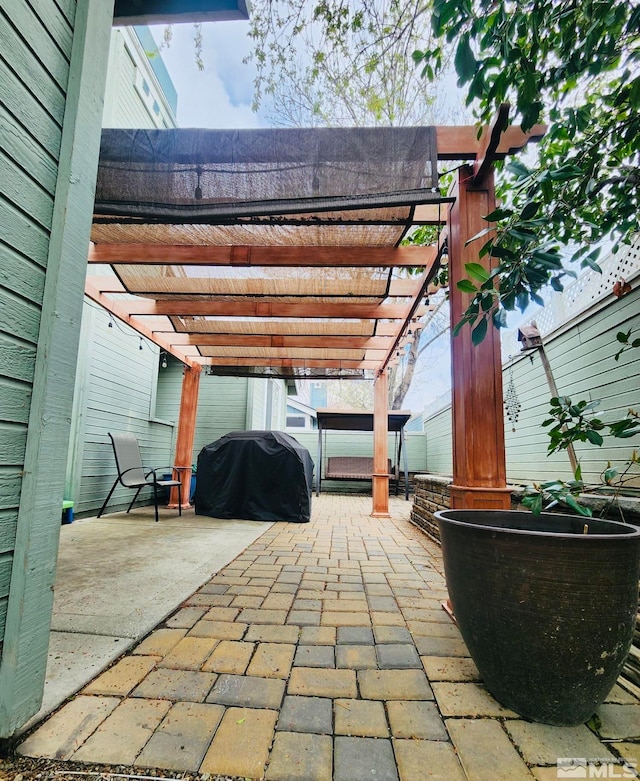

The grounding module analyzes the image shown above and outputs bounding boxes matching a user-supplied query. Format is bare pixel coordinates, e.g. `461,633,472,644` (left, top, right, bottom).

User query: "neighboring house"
286,398,318,430
102,26,177,129
64,27,292,518
423,236,640,486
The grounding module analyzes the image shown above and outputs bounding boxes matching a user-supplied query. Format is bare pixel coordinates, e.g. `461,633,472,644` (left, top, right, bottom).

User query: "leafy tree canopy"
247,0,450,126
412,0,639,339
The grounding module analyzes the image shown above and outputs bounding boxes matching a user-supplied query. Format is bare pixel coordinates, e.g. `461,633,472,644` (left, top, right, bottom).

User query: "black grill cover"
194,431,313,523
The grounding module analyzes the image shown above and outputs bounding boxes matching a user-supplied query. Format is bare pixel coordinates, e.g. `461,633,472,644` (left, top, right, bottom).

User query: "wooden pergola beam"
166,334,395,348
201,357,379,369
85,276,422,298
376,238,447,374
436,122,545,161
200,347,388,357
113,299,428,319
84,280,196,367
88,243,438,268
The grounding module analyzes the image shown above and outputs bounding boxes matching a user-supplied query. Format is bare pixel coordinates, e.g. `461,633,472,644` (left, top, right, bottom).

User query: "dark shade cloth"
194,430,313,523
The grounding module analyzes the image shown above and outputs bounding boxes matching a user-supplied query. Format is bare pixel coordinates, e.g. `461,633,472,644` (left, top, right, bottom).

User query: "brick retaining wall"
411,474,640,544
410,474,451,542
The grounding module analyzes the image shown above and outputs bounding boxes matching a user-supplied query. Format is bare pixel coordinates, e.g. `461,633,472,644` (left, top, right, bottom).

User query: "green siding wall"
423,283,640,487
0,0,74,656
0,0,114,736
424,408,453,477
504,284,640,484
66,304,177,516
155,358,250,462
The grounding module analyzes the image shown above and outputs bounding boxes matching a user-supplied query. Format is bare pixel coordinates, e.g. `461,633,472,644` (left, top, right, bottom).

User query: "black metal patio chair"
97,431,182,523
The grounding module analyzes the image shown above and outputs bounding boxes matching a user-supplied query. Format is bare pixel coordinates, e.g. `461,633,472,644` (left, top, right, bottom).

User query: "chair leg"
127,486,143,514
178,481,182,517
97,479,119,518
153,480,159,523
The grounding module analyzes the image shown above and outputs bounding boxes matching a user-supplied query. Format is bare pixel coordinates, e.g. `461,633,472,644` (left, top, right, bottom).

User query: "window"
287,416,305,428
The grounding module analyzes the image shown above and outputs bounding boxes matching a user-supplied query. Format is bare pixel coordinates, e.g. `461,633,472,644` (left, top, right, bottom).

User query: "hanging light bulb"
161,352,168,369
139,337,143,351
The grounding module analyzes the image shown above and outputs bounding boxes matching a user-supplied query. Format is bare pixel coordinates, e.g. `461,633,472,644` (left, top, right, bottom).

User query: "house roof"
317,409,412,432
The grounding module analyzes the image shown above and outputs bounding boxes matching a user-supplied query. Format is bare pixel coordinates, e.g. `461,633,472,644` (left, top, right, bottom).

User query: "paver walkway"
18,494,640,780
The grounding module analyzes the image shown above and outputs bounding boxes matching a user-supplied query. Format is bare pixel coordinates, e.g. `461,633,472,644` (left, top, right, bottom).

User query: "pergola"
85,114,543,517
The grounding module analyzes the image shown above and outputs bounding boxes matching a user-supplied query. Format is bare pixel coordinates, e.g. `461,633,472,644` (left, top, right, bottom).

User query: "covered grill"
194,430,314,523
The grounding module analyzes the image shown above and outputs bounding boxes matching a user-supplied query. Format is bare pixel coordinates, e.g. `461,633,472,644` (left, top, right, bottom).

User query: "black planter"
435,509,640,726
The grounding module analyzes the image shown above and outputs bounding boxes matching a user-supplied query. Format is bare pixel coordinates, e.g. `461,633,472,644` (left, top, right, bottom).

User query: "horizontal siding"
0,468,23,511
0,58,63,160
0,243,46,306
0,511,18,555
1,2,71,93
0,598,6,645
70,307,177,516
424,407,453,476
505,285,640,485
0,286,42,344
0,198,50,268
424,286,640,488
0,423,28,466
0,152,55,231
0,378,32,426
0,0,79,717
194,374,252,451
1,106,58,201
27,0,75,56
0,334,36,384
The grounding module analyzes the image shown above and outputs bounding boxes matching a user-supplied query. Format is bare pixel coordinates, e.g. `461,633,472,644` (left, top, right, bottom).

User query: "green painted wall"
504,282,640,485
155,358,250,462
65,305,177,516
0,0,114,736
423,281,640,487
423,408,453,477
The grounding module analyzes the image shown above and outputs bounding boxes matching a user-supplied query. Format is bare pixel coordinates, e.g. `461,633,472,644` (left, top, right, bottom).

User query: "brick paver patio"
17,494,640,780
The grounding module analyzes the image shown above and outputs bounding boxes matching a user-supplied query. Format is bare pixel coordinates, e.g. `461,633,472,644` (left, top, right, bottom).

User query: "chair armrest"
146,466,191,480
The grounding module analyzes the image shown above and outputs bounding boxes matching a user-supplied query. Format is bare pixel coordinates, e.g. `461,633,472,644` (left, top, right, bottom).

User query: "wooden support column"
371,370,391,517
169,363,202,508
448,165,511,509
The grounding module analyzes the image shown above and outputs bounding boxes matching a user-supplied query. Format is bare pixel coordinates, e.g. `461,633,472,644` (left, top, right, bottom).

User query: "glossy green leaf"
464,262,490,282
471,317,488,345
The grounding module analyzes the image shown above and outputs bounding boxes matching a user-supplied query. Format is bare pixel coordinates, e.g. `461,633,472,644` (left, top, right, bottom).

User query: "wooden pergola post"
169,363,202,508
448,165,511,509
371,369,391,517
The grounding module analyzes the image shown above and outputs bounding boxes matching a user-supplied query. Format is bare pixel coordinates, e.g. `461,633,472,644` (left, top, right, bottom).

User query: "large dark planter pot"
435,509,640,726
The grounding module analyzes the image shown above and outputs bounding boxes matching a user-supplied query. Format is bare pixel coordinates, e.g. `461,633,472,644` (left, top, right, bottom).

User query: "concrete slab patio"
27,507,272,729
15,495,640,780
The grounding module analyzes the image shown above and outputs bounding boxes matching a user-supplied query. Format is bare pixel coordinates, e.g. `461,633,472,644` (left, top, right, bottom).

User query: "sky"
149,21,263,128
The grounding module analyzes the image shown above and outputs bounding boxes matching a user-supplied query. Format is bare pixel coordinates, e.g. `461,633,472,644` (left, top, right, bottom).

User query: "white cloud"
149,22,264,129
